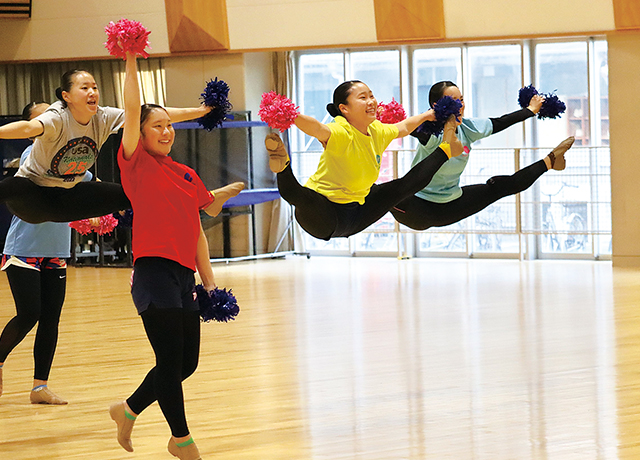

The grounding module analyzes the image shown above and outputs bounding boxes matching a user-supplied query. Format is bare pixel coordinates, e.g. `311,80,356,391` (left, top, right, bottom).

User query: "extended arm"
294,114,331,145
395,109,436,138
0,119,44,139
195,223,216,290
491,94,543,134
165,106,211,123
490,108,534,134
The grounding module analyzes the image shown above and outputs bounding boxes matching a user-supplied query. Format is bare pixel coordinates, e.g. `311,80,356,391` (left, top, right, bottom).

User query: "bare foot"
547,136,575,171
206,182,245,217
442,116,464,157
265,133,290,173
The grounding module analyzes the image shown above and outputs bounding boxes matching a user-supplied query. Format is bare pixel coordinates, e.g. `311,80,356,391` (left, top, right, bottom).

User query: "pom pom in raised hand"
414,96,463,137
196,284,239,323
197,78,233,131
69,214,119,236
518,85,566,119
376,98,407,124
259,91,299,132
104,19,151,59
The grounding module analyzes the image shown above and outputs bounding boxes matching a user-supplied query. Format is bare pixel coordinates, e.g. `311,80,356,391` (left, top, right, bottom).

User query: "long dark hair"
55,69,91,107
429,81,458,107
326,80,363,118
140,103,169,130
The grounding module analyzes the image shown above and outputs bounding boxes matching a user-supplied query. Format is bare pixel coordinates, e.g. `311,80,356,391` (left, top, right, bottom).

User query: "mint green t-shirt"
412,118,493,203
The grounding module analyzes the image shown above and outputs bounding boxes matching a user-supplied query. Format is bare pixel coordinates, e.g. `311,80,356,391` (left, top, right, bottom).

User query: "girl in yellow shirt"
266,80,463,241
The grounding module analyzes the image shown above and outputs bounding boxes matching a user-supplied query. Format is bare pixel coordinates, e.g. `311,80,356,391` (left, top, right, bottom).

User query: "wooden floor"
0,256,638,459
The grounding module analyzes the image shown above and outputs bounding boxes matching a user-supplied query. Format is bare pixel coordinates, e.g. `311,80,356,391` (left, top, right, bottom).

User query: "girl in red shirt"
108,52,243,460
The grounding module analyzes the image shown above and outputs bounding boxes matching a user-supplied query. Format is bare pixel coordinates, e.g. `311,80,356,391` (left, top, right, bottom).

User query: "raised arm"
195,223,216,290
121,52,142,160
0,119,44,140
294,114,331,145
394,109,436,138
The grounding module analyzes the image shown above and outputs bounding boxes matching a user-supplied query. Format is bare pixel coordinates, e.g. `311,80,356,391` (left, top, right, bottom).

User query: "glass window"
467,44,523,149
413,47,462,113
297,53,344,153
350,50,400,106
536,42,589,147
293,39,611,260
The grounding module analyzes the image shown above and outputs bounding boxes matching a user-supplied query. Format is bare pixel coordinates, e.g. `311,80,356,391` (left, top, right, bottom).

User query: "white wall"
0,0,622,62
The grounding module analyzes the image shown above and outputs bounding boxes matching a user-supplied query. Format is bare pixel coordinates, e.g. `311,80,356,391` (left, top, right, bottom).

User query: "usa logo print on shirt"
184,173,193,182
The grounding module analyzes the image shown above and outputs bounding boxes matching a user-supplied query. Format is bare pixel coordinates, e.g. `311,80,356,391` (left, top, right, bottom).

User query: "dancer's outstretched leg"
3,178,131,224
391,136,575,230
266,133,338,240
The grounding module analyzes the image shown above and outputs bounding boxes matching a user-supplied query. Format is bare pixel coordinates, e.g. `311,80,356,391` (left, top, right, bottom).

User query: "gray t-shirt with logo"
15,101,124,188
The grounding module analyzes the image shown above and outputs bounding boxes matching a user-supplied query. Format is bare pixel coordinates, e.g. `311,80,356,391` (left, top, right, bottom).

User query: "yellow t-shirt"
305,116,399,205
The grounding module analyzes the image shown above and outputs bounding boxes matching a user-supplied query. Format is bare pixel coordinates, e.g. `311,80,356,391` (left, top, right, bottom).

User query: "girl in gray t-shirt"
0,68,210,224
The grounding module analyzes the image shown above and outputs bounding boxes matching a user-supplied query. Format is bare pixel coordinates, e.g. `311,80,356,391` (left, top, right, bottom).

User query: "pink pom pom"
259,91,299,132
104,18,151,60
376,98,406,124
69,219,94,235
69,215,119,236
96,214,119,235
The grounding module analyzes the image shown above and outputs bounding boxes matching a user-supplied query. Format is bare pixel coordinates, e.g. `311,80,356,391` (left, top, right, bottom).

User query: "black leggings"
0,177,131,224
126,306,201,438
0,264,66,381
391,159,548,230
277,148,449,240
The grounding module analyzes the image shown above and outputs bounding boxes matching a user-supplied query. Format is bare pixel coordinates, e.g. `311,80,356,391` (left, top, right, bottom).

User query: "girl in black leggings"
265,80,464,241
108,52,242,460
391,80,575,230
0,102,78,405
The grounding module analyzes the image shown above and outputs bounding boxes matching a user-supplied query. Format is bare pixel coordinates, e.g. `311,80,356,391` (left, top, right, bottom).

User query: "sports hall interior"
0,1,640,459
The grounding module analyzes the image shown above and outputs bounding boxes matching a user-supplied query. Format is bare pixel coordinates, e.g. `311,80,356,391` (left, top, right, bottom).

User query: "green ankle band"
124,409,137,420
176,437,194,448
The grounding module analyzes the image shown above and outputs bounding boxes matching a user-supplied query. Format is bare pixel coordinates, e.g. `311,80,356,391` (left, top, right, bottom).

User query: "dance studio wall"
0,0,632,62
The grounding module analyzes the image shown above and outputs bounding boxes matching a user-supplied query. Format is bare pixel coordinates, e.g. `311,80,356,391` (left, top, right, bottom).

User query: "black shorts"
131,257,198,315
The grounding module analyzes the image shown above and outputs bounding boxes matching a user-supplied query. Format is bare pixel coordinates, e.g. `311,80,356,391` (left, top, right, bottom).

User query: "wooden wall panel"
373,0,444,43
165,0,229,52
612,0,640,30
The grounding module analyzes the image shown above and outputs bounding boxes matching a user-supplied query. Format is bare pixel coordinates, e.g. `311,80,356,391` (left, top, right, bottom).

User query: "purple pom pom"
112,209,133,228
196,284,239,323
198,78,233,131
518,85,539,109
518,85,566,119
538,92,566,119
414,96,462,137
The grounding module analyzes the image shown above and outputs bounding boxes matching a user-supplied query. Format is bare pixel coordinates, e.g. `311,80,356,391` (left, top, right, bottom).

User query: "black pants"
0,264,66,381
126,306,201,438
277,148,449,240
0,177,131,224
391,159,548,230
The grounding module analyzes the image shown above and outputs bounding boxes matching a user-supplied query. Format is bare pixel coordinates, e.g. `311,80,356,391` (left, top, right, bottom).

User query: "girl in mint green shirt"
391,81,574,230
